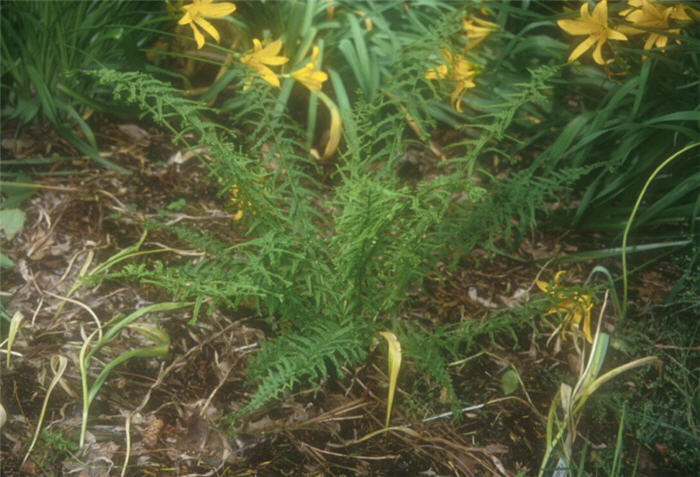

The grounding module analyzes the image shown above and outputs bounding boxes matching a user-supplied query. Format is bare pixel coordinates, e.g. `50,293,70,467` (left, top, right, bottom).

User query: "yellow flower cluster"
537,271,594,343
177,1,328,93
557,0,698,65
425,13,498,112
239,41,329,92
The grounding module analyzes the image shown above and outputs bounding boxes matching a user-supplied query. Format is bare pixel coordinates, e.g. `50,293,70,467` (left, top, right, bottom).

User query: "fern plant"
85,11,569,424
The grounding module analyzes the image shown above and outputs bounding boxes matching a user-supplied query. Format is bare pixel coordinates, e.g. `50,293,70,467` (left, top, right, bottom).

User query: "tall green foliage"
1,0,165,170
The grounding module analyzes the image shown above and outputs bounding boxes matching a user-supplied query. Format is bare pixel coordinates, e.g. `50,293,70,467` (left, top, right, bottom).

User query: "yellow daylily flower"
178,0,236,49
668,3,700,21
557,0,628,65
537,271,594,343
291,46,329,92
240,39,289,88
425,63,448,80
450,54,477,113
619,0,696,51
426,49,477,112
462,14,499,51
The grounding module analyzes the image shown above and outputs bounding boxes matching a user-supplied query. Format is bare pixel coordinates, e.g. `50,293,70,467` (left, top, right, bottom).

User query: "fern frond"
239,318,373,416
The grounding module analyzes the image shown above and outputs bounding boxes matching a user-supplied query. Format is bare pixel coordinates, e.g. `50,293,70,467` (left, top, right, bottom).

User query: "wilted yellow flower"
178,0,236,49
462,14,498,51
426,49,477,112
379,331,402,428
321,95,342,160
291,46,329,92
240,39,289,88
537,271,594,343
619,0,696,50
557,0,628,65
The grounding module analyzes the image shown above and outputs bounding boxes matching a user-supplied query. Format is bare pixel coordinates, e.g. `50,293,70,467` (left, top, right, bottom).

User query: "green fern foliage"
87,57,567,417
240,318,372,417
400,296,554,414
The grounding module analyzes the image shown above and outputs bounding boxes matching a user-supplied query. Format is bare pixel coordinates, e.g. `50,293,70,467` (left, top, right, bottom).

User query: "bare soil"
1,119,683,476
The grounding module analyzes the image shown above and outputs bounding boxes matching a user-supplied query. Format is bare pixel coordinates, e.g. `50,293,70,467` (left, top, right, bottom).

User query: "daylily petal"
199,2,236,18
257,39,288,65
462,15,498,51
321,95,342,160
618,24,644,35
178,11,192,25
608,29,629,41
451,90,464,113
426,64,448,80
569,294,594,343
258,65,280,87
309,71,329,90
189,22,205,49
451,80,475,113
643,33,658,50
260,39,283,57
570,306,583,327
657,34,669,48
581,303,593,343
592,36,608,64
570,34,597,63
581,2,595,22
310,45,320,61
260,56,289,66
592,0,609,25
194,17,220,44
557,18,599,35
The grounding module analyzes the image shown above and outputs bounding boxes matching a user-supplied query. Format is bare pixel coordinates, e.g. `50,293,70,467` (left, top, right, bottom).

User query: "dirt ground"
1,119,684,476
